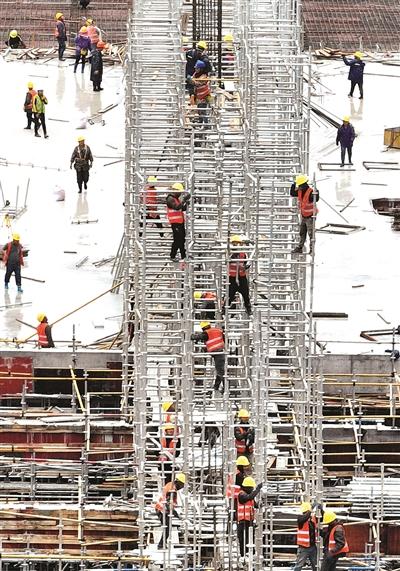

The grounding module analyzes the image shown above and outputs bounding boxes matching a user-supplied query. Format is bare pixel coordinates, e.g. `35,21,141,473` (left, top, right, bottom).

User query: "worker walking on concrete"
166,182,190,261
227,235,252,316
86,18,101,51
294,502,318,571
236,476,263,559
191,321,225,393
290,175,319,255
54,13,67,61
234,409,255,458
90,41,105,91
321,511,349,571
74,27,91,73
70,136,93,193
6,30,26,49
154,472,185,549
3,233,24,292
343,51,365,99
32,89,48,138
158,423,181,484
23,82,36,130
336,116,355,167
36,314,55,348
140,176,164,237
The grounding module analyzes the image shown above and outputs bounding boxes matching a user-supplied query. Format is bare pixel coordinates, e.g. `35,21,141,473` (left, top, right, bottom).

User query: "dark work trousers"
228,276,251,309
340,145,353,165
237,520,253,557
34,113,47,136
76,169,89,192
211,352,225,392
139,213,164,238
57,38,66,59
349,80,363,98
201,301,216,321
92,78,102,91
5,263,22,287
170,223,186,259
74,53,87,72
25,111,33,129
321,555,341,571
197,100,209,126
294,545,317,571
298,215,314,250
156,510,172,549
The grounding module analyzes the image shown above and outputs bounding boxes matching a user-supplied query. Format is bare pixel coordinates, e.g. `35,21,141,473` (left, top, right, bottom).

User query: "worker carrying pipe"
290,175,319,255
154,472,186,550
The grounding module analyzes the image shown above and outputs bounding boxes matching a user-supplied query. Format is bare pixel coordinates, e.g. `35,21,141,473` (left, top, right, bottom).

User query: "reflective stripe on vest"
229,252,247,277
155,481,176,512
234,426,254,454
297,516,317,547
87,25,99,44
237,494,254,521
205,327,224,352
36,323,49,347
196,79,211,101
298,187,318,218
328,524,349,555
167,196,184,224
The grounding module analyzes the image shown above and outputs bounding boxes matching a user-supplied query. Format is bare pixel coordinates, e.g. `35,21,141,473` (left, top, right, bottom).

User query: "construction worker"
162,401,176,424
3,233,24,293
23,82,36,130
294,502,317,571
140,176,164,237
336,116,356,167
221,34,235,82
237,476,263,558
190,60,211,126
158,422,181,484
74,27,91,73
36,314,55,348
186,40,212,98
290,175,319,255
90,41,105,91
191,321,225,393
226,456,251,524
166,182,190,261
194,291,217,321
154,472,185,549
6,30,26,49
54,13,67,61
70,136,93,193
234,409,254,458
32,89,48,139
343,51,365,99
227,235,252,315
321,511,349,571
86,18,101,51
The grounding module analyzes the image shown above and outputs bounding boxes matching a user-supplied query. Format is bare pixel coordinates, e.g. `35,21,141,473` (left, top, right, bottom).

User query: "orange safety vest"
297,516,317,547
234,426,254,455
195,76,211,101
205,327,224,353
237,492,254,521
87,25,99,44
298,186,318,218
142,185,158,217
25,89,37,111
328,524,349,555
229,252,247,278
167,196,184,225
202,292,216,300
36,323,49,347
155,481,176,512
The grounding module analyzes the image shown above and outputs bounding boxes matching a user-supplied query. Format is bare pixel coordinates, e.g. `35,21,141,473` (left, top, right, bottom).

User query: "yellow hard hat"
37,313,46,323
175,473,186,484
10,30,18,38
236,456,250,467
238,408,250,419
224,34,234,42
242,476,256,488
197,40,207,50
343,116,350,123
77,135,85,142
86,18,93,24
323,511,337,525
27,82,34,89
354,51,363,59
12,233,20,241
194,291,202,300
200,321,210,329
147,175,157,183
162,423,175,431
172,182,184,192
79,26,88,33
162,401,173,412
301,502,312,513
55,12,63,19
295,174,308,186
230,234,242,243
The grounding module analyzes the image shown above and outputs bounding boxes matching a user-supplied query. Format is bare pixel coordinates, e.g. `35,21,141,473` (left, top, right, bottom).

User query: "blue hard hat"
195,60,206,69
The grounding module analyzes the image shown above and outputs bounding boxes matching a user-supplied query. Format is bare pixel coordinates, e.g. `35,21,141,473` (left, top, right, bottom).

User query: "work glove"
256,483,263,492
336,142,339,146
